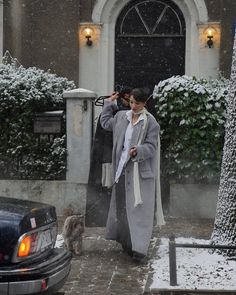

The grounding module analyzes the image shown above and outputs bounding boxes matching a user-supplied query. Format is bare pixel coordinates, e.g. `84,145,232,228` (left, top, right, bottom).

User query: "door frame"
78,0,209,110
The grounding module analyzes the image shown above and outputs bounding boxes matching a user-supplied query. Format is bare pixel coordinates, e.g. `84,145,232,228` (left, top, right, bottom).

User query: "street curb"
145,289,236,294
143,237,160,294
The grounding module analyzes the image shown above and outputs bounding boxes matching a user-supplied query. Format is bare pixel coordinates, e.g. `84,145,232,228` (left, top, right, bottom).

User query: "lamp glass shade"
83,27,93,38
206,27,215,37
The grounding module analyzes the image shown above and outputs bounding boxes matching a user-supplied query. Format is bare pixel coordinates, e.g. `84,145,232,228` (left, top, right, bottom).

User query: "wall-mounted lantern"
206,27,216,48
83,27,93,46
79,23,102,47
198,23,221,49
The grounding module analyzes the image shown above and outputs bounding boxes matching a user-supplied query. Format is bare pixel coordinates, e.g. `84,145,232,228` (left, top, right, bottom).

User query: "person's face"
129,95,145,113
121,93,130,106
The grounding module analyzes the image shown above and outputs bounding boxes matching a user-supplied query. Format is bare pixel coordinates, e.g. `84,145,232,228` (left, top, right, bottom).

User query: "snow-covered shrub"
0,61,75,179
153,75,229,183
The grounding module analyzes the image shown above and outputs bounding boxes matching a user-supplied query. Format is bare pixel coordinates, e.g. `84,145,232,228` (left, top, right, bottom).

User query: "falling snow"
150,237,236,291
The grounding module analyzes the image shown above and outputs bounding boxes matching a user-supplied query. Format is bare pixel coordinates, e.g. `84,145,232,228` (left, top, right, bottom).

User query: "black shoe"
132,251,147,263
122,245,133,257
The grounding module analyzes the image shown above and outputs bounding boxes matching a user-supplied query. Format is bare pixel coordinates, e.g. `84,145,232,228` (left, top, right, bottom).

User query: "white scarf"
133,110,165,226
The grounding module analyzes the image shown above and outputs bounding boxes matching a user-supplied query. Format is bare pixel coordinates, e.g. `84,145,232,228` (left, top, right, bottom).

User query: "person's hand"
108,92,119,102
129,146,137,157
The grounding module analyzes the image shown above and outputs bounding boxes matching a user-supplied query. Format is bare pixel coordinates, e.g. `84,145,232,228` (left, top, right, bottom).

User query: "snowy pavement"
56,218,236,294
146,237,236,293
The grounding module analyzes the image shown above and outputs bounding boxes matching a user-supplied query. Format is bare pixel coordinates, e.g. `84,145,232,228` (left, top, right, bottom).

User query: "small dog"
62,214,85,255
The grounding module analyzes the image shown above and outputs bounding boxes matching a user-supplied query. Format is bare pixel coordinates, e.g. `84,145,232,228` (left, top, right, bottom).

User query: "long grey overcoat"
100,101,160,255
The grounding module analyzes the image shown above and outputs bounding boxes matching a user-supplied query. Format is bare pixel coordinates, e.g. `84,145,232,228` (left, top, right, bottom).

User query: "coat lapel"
113,113,129,166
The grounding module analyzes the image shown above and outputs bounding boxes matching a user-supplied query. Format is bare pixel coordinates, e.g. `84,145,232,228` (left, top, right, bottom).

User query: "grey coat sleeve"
100,100,118,131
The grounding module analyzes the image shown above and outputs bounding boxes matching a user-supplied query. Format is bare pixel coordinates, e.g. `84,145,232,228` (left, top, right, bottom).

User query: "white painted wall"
198,23,221,79
0,0,3,62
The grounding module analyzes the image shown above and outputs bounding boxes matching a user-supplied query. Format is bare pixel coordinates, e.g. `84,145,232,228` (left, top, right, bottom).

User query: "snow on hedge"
153,75,229,182
0,61,75,180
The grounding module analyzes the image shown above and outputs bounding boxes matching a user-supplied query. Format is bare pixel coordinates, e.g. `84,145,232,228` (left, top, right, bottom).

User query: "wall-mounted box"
33,110,64,134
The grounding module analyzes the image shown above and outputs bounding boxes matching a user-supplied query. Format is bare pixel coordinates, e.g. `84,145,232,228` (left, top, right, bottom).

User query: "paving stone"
60,218,214,295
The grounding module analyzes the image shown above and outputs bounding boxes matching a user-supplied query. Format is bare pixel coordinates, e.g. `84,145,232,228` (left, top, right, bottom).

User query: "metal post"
169,234,177,286
168,239,236,287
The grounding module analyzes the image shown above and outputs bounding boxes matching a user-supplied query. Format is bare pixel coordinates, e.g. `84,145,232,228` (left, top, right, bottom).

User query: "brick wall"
3,0,80,84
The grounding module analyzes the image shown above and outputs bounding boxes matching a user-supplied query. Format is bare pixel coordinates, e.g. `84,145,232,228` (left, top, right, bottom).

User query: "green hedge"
0,60,75,180
153,75,229,183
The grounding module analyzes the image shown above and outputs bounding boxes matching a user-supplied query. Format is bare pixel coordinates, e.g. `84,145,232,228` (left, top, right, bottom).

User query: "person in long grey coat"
100,88,165,261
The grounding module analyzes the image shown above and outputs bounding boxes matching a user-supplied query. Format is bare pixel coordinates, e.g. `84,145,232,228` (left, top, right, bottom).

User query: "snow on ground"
151,237,236,291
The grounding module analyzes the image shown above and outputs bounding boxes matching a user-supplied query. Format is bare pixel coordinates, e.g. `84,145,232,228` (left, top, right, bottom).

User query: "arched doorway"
90,0,208,97
86,0,209,219
115,0,186,93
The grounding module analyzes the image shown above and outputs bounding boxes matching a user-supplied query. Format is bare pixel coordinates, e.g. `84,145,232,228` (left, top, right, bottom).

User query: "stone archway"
91,0,208,95
87,0,210,214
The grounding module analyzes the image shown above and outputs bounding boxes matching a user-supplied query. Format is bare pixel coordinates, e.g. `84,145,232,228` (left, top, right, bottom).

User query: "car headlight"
13,222,57,263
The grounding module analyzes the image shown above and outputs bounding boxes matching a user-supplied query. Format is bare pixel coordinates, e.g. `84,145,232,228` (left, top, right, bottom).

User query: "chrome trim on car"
8,263,70,295
0,249,71,295
0,249,70,276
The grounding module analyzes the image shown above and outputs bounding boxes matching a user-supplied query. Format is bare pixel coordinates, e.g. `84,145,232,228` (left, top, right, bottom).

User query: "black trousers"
115,173,132,254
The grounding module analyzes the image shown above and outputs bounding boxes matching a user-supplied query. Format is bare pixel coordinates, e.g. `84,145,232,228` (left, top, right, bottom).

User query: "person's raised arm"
100,92,119,131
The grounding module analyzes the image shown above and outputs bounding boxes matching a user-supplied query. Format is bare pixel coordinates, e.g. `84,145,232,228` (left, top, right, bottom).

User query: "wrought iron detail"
119,0,184,37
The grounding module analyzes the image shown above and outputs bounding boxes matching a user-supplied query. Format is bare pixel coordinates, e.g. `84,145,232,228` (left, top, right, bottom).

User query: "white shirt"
115,110,144,183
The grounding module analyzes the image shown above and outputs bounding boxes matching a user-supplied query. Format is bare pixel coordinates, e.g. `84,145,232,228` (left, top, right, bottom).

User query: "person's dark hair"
130,88,147,103
120,86,132,97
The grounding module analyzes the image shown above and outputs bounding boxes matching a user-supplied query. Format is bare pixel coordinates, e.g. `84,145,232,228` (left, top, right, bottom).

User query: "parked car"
0,196,72,295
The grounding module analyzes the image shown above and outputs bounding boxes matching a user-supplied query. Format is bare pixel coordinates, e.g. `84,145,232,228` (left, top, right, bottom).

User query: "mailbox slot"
34,110,64,134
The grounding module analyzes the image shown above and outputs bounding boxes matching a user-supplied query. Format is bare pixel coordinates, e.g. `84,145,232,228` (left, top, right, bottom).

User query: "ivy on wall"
0,60,75,180
153,75,229,183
